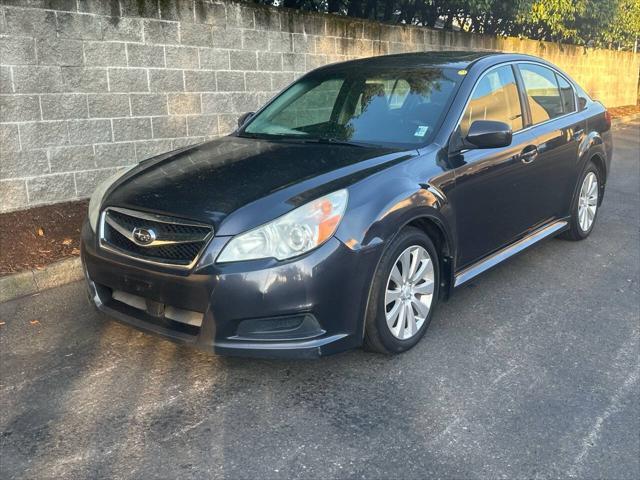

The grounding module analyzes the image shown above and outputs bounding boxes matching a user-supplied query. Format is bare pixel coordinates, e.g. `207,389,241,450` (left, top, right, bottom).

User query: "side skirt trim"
454,220,569,288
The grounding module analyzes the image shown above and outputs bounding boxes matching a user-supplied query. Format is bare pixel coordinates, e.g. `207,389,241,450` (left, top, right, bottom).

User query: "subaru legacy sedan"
81,52,612,358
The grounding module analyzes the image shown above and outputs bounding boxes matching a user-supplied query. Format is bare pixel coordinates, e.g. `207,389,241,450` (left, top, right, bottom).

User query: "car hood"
103,136,417,234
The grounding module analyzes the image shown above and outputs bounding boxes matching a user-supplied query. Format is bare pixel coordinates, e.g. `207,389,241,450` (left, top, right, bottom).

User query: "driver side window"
460,66,523,137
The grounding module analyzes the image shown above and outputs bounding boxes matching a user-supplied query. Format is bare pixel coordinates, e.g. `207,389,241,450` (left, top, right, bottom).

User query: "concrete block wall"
1,0,638,212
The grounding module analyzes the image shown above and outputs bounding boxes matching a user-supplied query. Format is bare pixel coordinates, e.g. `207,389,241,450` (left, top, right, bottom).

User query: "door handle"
520,145,538,164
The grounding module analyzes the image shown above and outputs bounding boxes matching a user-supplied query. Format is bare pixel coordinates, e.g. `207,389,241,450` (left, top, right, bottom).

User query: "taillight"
604,110,612,129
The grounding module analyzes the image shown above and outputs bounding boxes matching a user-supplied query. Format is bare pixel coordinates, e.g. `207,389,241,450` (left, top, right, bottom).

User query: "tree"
243,0,640,51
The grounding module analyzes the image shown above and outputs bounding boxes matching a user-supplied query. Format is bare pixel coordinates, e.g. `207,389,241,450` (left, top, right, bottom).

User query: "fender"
573,133,607,209
335,178,456,340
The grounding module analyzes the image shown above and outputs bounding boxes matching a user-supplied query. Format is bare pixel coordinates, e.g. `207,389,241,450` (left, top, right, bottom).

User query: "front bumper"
81,221,381,358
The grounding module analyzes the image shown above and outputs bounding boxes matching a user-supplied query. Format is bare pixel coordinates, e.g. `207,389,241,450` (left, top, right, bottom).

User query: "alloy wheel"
384,245,435,340
578,172,598,232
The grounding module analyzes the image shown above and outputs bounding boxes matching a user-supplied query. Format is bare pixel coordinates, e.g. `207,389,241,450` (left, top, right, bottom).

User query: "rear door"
516,63,584,220
450,64,539,268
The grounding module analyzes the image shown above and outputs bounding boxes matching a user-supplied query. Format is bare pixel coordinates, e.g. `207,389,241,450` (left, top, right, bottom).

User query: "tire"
364,226,440,354
560,161,601,241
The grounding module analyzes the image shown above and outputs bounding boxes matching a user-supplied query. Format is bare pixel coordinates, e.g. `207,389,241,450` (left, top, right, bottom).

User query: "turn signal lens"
217,190,348,263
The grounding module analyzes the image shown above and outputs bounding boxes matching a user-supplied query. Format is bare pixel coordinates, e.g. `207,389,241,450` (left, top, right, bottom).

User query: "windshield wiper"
304,137,371,148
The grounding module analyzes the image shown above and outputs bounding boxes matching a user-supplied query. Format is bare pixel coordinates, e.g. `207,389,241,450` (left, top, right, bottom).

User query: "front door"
448,64,540,269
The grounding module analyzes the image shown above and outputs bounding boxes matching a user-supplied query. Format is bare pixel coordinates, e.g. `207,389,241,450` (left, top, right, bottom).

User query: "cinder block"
78,0,117,16
49,145,96,172
84,42,127,67
102,16,143,42
292,34,315,54
245,71,272,92
108,68,149,92
120,0,159,19
130,93,168,116
57,12,103,40
187,114,219,136
135,139,174,160
217,71,245,92
165,46,199,69
95,142,136,167
113,117,152,141
1,150,49,179
184,70,217,92
173,136,205,148
13,66,63,93
226,4,255,29
231,92,263,113
4,8,56,38
180,22,212,47
282,53,306,72
127,43,166,68
303,16,325,36
0,124,20,151
243,30,270,51
36,38,84,66
143,20,180,45
0,179,28,212
4,0,75,10
68,119,112,145
199,48,229,70
0,95,40,122
230,50,257,71
1,36,36,65
268,32,294,53
160,0,194,22
21,121,69,148
217,113,238,134
212,27,243,49
88,93,131,118
75,168,119,197
201,92,234,114
41,94,88,120
167,93,201,114
59,67,107,93
152,115,187,138
149,69,184,92
27,173,76,204
254,8,281,31
195,1,226,26
258,52,283,71
0,67,13,93
271,72,295,90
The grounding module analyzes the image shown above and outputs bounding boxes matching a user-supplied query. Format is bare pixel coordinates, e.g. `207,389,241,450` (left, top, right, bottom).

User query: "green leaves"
247,0,640,51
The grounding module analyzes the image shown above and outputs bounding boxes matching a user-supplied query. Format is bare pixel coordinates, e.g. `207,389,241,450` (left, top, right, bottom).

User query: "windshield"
241,66,462,147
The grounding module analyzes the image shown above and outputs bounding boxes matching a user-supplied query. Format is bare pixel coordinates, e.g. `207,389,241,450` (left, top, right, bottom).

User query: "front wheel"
561,161,601,241
364,227,439,354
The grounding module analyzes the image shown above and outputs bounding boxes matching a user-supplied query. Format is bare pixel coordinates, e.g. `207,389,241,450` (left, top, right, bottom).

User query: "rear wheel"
561,162,601,241
364,227,439,354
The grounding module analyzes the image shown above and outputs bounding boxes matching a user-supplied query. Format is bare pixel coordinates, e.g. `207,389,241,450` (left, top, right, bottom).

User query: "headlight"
217,189,348,263
88,166,135,232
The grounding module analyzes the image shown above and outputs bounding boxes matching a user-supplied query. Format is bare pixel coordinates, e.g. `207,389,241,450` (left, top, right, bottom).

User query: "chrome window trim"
452,60,580,144
98,207,214,271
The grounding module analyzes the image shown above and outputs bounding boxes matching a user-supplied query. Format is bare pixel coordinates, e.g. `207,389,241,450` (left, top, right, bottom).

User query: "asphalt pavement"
1,120,639,480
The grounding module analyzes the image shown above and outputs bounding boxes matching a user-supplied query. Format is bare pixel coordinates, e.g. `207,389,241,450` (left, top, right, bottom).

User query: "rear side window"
459,65,523,137
518,64,564,124
556,74,576,113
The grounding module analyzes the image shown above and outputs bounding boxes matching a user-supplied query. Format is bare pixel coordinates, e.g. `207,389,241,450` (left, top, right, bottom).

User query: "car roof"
313,51,545,72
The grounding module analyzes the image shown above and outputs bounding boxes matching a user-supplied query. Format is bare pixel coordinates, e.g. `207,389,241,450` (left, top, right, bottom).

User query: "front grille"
100,208,213,268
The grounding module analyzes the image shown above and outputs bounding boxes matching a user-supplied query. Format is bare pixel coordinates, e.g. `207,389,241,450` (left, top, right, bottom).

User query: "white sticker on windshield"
414,125,429,137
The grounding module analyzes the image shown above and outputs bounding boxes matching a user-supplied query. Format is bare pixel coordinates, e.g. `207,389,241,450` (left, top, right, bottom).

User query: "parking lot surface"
1,120,638,479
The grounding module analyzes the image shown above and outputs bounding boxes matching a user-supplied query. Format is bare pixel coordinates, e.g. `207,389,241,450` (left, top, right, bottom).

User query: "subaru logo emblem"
132,227,156,246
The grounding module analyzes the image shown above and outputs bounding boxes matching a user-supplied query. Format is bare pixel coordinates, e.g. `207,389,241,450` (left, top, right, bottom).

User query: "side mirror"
237,111,255,128
465,120,512,149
